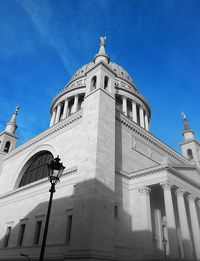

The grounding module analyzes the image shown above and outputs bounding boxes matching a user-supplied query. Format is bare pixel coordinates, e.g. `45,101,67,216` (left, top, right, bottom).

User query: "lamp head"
48,156,65,183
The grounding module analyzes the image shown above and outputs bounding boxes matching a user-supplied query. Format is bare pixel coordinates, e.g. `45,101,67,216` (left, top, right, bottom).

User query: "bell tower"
180,112,200,167
0,105,19,155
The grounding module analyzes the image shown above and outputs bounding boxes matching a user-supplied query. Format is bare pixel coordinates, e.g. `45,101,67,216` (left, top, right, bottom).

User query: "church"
0,37,200,261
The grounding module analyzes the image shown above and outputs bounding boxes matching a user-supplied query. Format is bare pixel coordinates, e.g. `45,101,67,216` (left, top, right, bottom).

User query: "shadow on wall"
0,177,188,261
115,121,194,261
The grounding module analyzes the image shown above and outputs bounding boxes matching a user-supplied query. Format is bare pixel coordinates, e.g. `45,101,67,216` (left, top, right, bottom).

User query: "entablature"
116,112,191,165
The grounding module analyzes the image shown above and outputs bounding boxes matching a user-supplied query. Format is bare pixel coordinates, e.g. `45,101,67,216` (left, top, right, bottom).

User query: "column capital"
187,193,197,201
175,187,186,197
138,186,151,195
160,181,173,190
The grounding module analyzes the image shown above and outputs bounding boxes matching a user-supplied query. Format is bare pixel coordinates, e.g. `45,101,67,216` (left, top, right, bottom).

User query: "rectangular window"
66,215,72,244
18,224,26,246
72,185,76,197
4,227,11,248
34,221,42,245
114,205,118,218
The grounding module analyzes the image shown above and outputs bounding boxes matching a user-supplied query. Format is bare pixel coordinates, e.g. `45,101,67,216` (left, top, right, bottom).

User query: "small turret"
0,105,20,154
93,36,110,64
181,112,195,141
5,105,19,134
180,112,200,167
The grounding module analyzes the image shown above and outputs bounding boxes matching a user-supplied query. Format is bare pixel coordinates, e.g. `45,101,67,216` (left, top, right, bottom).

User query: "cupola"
0,105,20,154
180,112,200,167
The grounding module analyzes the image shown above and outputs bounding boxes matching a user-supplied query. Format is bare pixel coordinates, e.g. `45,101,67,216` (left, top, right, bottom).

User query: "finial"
181,112,186,119
93,36,109,64
181,112,190,131
100,36,106,46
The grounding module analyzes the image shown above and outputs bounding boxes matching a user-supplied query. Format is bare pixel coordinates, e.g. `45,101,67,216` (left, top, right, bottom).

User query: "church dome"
50,37,151,131
70,61,134,86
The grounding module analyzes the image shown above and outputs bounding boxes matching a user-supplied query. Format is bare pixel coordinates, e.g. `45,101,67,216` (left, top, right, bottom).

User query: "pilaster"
69,63,116,260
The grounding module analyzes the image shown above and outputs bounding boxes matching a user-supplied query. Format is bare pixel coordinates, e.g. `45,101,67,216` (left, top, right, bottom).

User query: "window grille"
19,151,53,187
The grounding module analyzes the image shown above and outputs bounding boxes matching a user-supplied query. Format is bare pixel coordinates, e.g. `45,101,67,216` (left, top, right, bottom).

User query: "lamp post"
39,156,65,261
163,237,167,260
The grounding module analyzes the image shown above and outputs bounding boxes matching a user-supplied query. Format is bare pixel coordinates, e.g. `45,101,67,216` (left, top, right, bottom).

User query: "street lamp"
39,156,65,261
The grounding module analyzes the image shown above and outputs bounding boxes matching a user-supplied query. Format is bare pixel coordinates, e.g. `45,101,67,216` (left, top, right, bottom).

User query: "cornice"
116,164,200,191
0,166,77,201
0,131,19,139
116,165,167,180
179,138,200,147
116,112,191,165
4,111,83,160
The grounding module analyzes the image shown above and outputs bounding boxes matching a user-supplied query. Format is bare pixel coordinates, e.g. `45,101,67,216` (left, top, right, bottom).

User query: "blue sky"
0,0,200,153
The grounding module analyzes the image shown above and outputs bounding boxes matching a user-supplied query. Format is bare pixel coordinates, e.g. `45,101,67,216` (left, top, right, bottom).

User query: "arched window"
187,149,193,160
104,76,109,90
91,76,97,91
4,141,11,153
19,151,53,188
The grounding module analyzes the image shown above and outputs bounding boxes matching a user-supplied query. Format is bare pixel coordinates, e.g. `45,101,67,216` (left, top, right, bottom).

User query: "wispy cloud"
17,0,81,76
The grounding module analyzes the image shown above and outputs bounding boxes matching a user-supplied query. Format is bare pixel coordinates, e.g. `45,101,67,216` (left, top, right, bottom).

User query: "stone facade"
0,38,200,261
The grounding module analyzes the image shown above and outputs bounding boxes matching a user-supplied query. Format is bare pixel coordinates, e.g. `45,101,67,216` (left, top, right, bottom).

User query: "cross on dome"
100,36,106,46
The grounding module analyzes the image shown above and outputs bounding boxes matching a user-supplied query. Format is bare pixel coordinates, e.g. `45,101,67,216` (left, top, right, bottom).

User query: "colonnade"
121,96,149,131
138,183,200,260
50,94,83,127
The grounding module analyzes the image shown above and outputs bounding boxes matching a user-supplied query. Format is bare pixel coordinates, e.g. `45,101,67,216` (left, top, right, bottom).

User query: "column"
138,186,153,257
132,100,137,123
160,182,179,258
175,188,193,260
154,209,163,251
49,109,56,127
122,96,127,116
72,95,79,114
187,194,200,260
144,113,149,131
55,103,61,124
62,99,69,119
139,106,145,128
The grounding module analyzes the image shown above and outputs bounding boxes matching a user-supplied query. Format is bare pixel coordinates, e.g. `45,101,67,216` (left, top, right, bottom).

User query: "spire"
181,112,194,141
5,105,20,134
93,36,110,64
181,112,190,131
